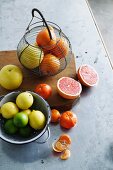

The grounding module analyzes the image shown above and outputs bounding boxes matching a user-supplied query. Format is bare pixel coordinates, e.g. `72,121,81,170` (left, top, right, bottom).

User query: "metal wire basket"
17,8,72,77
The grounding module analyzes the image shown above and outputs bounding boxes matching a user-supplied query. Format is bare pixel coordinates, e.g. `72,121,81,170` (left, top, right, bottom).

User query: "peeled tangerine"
60,149,71,160
52,134,71,160
20,45,44,69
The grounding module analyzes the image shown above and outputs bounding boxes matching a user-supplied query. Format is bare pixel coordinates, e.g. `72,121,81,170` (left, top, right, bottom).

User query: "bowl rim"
0,91,51,144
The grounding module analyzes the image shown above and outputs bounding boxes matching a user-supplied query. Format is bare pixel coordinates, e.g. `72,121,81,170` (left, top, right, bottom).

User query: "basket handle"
26,8,52,40
35,126,50,144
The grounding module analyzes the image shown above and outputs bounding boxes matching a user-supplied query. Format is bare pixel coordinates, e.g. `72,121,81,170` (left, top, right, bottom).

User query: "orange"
57,77,82,99
34,83,52,99
58,134,71,144
50,38,69,58
55,140,68,151
52,142,62,153
36,26,56,50
60,149,71,160
77,64,99,87
60,111,77,129
51,109,61,123
39,54,60,75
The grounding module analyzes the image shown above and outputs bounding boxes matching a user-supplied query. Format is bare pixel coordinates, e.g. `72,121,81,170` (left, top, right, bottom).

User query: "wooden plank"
0,50,77,111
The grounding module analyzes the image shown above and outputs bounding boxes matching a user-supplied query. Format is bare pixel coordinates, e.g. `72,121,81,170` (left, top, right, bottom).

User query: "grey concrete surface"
88,0,113,62
0,0,113,170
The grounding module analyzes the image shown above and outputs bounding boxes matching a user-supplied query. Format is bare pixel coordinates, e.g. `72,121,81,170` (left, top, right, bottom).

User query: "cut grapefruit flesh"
77,64,99,87
57,77,82,99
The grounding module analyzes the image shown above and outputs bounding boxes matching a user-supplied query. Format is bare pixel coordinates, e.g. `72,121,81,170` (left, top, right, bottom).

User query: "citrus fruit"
51,109,61,123
39,54,60,75
58,134,71,145
1,102,19,119
22,109,31,116
60,111,77,129
34,83,52,99
55,140,68,151
29,110,46,130
52,142,63,153
57,77,82,99
0,65,23,90
13,112,28,127
4,119,18,135
50,38,69,58
60,149,71,160
20,45,44,69
0,108,2,114
19,126,32,138
36,26,56,50
77,64,99,87
16,92,33,110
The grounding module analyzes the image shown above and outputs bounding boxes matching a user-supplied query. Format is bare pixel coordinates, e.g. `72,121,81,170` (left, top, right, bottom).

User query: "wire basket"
17,8,73,77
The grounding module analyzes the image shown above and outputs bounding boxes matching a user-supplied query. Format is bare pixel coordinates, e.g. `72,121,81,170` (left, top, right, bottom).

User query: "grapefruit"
57,77,82,99
77,64,99,87
20,45,44,69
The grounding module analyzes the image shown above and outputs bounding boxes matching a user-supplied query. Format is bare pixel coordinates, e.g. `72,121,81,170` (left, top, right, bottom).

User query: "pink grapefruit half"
57,77,82,99
77,64,99,87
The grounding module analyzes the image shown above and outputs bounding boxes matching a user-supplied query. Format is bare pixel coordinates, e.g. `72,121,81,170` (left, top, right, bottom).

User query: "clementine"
58,134,71,144
39,54,60,75
51,109,61,123
60,111,77,129
36,26,56,50
50,37,69,58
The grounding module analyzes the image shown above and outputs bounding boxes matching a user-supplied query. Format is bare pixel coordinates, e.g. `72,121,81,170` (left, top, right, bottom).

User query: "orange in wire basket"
50,38,69,58
36,26,56,50
39,54,60,75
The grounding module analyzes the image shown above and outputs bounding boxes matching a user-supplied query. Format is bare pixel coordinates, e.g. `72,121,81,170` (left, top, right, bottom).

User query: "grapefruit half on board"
57,77,82,99
77,64,99,87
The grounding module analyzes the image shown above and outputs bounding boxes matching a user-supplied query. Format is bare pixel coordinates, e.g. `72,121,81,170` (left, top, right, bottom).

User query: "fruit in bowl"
0,91,51,144
16,92,34,110
1,102,19,119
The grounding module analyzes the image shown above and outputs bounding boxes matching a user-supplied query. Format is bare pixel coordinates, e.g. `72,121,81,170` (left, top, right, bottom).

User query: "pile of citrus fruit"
0,92,46,138
20,25,69,76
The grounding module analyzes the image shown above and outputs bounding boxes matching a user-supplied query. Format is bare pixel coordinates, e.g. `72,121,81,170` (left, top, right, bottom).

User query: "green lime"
4,119,18,135
19,126,32,138
13,112,28,128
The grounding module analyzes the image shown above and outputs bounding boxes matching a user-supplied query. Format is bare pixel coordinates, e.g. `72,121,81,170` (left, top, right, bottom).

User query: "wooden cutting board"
0,50,77,111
